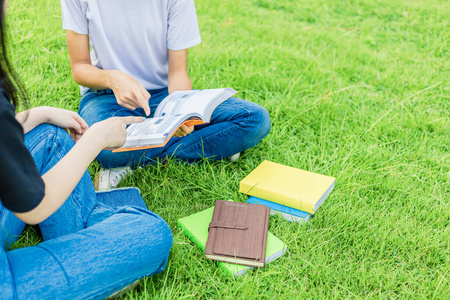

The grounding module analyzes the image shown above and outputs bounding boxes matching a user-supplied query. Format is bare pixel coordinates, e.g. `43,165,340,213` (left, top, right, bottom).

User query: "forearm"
14,129,105,224
16,107,50,134
71,62,120,90
168,71,192,94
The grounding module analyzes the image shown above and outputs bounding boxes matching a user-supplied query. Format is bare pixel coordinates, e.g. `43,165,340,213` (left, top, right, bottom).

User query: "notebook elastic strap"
208,221,248,232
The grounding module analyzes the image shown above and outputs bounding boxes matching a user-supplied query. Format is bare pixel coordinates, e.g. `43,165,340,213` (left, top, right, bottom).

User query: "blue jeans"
78,88,271,168
0,124,173,300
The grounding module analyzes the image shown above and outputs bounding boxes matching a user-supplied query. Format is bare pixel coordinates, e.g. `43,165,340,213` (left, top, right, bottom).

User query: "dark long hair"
0,0,28,109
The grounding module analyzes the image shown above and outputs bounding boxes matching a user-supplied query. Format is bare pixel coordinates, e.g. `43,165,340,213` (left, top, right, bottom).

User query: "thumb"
67,118,82,134
73,113,89,132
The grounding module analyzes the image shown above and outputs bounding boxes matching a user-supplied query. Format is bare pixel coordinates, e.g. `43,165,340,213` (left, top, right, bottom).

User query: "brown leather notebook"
204,200,270,267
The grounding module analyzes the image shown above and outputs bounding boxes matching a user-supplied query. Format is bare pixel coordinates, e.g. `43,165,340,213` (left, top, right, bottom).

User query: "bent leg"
159,96,271,161
79,89,270,168
24,124,97,241
6,206,173,300
120,96,271,164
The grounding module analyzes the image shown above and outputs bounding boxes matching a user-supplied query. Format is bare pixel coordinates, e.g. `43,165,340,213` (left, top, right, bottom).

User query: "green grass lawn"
8,0,450,298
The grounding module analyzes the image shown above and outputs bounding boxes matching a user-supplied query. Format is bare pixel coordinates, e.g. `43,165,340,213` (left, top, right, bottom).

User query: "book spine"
177,220,206,252
239,183,315,214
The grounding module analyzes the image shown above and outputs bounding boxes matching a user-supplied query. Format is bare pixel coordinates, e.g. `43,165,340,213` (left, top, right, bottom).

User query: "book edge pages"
199,88,237,123
313,179,335,212
205,254,265,267
246,197,311,218
240,160,336,213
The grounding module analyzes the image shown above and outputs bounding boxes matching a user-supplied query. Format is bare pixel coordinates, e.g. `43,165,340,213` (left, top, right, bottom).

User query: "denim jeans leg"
0,124,173,299
158,96,271,161
78,89,270,167
24,124,97,241
5,205,173,300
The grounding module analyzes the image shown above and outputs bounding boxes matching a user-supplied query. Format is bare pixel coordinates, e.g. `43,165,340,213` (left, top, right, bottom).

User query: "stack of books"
178,200,287,277
177,160,335,277
240,160,336,223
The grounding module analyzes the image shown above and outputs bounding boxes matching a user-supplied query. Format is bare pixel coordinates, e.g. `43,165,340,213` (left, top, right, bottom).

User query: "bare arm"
16,107,88,141
65,30,150,115
168,49,194,137
14,116,143,224
168,49,192,94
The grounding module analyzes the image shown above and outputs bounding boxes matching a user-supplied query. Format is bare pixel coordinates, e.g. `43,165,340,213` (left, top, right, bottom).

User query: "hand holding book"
113,88,237,152
173,124,194,137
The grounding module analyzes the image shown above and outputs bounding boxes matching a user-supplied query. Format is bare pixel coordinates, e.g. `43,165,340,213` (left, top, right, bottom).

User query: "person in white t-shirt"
61,0,271,190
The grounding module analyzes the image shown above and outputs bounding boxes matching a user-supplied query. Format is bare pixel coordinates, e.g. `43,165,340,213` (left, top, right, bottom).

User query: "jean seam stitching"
25,130,54,155
36,245,71,286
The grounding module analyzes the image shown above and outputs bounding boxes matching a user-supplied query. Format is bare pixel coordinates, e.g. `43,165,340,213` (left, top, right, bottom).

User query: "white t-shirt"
61,0,201,94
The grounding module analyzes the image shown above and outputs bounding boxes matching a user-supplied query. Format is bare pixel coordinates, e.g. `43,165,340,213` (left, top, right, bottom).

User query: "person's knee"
254,105,271,139
136,211,173,273
49,124,76,151
153,215,174,255
246,104,271,143
26,124,74,153
35,124,74,144
135,210,173,256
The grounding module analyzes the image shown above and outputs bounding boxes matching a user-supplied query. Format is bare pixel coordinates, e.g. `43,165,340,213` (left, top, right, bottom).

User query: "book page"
154,88,237,121
118,88,237,150
177,89,226,119
120,115,186,148
154,91,198,118
126,117,167,137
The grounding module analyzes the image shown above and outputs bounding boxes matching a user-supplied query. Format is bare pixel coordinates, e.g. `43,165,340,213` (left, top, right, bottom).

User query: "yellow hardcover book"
239,160,335,214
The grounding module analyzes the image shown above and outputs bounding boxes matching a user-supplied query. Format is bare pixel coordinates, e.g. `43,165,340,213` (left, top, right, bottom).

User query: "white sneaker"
228,152,241,161
97,166,133,191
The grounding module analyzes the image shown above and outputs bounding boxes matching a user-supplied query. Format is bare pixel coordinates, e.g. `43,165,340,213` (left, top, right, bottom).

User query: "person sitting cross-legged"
61,0,271,190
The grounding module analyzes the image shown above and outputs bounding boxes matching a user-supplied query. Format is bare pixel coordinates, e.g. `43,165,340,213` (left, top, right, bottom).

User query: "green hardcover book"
177,203,287,277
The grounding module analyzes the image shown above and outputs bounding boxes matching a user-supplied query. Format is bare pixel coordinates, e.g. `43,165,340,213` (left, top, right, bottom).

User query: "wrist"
26,106,52,124
82,124,107,151
168,72,192,94
104,70,120,90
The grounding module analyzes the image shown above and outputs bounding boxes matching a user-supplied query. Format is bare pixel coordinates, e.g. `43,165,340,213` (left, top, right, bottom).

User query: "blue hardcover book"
246,197,312,223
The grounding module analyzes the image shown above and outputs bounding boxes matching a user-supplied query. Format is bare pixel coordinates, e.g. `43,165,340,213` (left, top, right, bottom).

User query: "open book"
113,88,237,152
